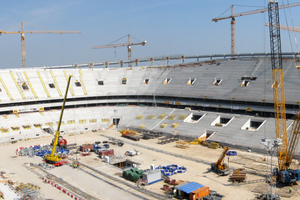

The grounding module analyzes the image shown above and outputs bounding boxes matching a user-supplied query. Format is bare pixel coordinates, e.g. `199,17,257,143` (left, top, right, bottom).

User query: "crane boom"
212,2,300,54
0,22,81,68
212,2,300,22
215,146,229,167
92,41,147,49
286,110,300,167
92,34,147,67
44,75,72,163
265,22,300,33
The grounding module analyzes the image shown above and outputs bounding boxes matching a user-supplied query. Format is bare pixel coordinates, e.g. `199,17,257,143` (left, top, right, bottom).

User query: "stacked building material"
18,145,70,158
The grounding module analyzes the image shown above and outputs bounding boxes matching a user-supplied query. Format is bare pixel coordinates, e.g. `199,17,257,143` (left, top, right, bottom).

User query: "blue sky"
0,0,300,68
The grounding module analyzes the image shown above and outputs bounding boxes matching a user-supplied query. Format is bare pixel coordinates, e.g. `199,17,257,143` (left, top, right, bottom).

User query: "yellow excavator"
211,146,230,176
44,75,72,164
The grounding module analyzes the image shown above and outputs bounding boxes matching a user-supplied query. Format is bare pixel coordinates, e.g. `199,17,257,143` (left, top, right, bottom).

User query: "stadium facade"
1,53,300,154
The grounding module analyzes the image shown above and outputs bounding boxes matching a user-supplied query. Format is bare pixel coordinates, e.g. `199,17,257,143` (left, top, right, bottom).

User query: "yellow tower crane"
212,2,300,54
0,22,81,68
92,34,147,67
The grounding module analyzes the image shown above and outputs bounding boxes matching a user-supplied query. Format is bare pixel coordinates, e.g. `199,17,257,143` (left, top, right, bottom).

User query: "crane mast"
268,0,288,171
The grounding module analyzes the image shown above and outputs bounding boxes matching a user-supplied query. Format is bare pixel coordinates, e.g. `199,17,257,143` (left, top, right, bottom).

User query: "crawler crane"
44,75,72,164
268,1,300,184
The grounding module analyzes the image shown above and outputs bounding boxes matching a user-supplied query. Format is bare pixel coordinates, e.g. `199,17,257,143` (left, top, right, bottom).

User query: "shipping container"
189,186,209,200
80,144,94,152
142,169,161,185
99,149,114,157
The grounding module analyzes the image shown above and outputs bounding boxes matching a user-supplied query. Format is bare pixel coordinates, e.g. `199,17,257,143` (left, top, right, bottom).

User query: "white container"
150,164,155,170
104,156,110,163
142,169,161,185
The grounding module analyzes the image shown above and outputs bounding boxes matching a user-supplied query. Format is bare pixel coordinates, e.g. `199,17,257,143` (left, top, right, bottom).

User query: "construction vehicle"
211,146,230,176
121,129,142,141
267,1,300,184
44,75,72,164
125,150,141,156
109,137,124,147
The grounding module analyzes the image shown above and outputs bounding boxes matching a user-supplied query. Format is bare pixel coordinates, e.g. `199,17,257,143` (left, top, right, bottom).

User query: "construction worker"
289,187,292,193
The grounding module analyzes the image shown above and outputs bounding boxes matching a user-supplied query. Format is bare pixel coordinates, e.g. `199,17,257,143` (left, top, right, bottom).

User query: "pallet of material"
208,142,220,149
230,169,247,182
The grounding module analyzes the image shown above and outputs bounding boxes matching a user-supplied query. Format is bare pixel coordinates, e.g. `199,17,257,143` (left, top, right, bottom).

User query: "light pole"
261,138,282,200
114,109,119,159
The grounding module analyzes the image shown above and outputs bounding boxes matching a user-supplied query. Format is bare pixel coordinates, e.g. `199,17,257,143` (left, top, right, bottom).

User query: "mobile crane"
268,0,300,184
44,75,72,164
211,146,230,176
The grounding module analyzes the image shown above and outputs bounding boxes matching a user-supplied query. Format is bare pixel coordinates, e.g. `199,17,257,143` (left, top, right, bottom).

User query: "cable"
130,35,144,43
216,5,232,18
234,5,264,8
106,35,128,45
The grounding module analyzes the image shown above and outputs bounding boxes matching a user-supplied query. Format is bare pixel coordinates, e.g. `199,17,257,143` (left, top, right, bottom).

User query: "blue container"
33,146,40,150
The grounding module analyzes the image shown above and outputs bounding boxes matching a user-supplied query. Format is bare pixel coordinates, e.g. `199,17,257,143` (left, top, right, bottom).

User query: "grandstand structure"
1,53,300,154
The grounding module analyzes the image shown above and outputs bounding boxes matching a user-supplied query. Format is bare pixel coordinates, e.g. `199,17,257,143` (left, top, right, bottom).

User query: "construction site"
2,1,300,200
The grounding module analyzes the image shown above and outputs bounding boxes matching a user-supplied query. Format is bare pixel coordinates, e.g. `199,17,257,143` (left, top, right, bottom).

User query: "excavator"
44,75,72,164
211,146,230,176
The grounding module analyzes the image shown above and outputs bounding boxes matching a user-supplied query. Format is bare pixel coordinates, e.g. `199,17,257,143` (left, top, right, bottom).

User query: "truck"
125,150,141,156
121,129,142,141
109,138,124,146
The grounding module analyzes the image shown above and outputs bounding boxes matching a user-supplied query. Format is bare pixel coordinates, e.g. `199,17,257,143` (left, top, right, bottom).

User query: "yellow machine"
267,1,300,184
211,146,230,176
44,75,72,163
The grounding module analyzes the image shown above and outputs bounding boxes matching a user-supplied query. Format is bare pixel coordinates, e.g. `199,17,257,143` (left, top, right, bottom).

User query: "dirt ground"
0,128,299,200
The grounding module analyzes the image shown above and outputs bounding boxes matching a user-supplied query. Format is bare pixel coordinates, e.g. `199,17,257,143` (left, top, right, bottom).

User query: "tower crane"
212,2,300,54
0,22,81,68
268,0,300,184
92,34,147,67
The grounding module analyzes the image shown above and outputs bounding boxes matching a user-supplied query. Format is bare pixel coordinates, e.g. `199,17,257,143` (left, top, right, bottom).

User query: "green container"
137,169,144,175
128,172,134,181
130,168,138,173
123,170,131,180
132,173,141,182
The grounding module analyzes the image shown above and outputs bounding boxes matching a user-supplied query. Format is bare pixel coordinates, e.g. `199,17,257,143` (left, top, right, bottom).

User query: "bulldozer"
211,146,230,176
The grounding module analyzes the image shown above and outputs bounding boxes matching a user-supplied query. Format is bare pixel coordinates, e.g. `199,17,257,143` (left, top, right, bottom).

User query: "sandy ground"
0,129,299,200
